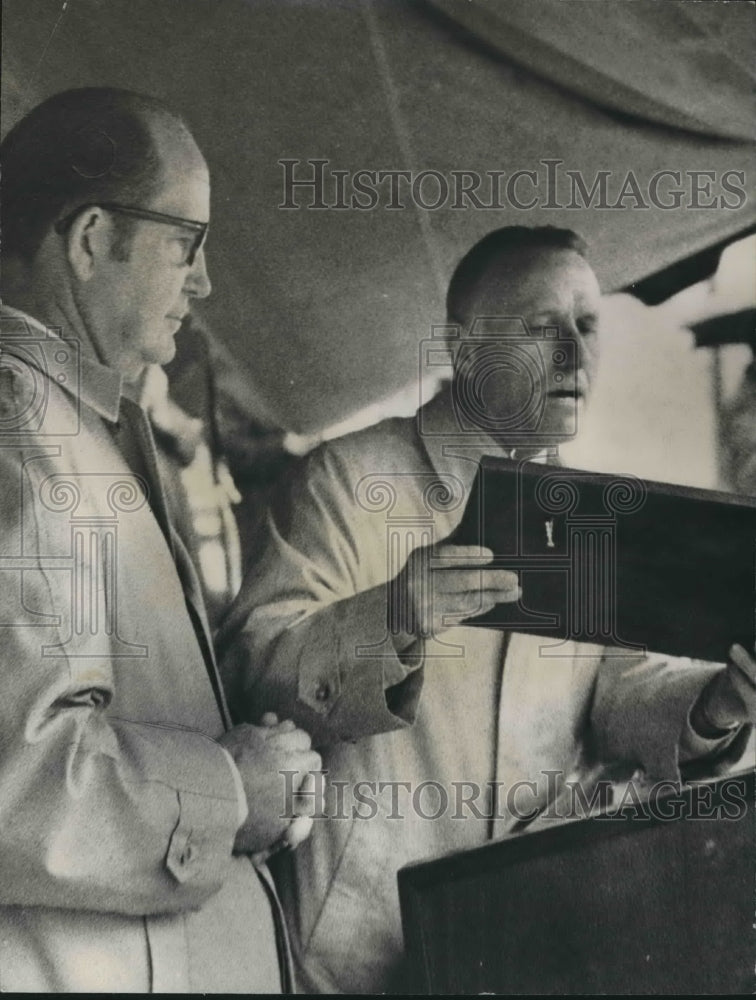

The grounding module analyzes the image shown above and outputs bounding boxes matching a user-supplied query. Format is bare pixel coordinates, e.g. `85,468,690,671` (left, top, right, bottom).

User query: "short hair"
1,88,187,260
446,225,589,323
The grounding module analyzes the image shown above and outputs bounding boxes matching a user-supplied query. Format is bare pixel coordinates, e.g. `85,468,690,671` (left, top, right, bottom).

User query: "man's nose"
185,246,212,299
572,327,585,373
560,319,592,373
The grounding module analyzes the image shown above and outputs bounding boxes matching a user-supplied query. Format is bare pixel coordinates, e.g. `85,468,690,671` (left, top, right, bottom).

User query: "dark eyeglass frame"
54,201,209,266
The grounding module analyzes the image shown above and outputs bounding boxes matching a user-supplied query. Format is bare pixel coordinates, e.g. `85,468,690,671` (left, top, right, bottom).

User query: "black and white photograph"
1,0,755,993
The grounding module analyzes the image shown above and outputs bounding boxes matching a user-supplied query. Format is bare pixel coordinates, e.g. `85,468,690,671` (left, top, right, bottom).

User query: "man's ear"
65,208,111,282
443,318,465,369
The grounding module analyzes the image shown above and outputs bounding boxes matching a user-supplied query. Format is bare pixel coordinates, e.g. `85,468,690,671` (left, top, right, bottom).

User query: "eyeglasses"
54,201,209,266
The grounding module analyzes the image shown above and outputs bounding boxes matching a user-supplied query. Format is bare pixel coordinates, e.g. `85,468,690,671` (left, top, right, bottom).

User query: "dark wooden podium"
399,770,755,995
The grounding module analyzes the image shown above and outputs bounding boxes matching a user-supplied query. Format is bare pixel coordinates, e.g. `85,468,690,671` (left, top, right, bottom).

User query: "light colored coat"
0,307,282,992
220,385,741,993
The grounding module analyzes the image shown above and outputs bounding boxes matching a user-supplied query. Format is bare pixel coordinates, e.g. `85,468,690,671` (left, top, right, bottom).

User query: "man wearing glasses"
0,88,318,992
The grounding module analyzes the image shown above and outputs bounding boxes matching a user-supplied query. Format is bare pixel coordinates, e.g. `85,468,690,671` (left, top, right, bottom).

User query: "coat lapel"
116,397,232,728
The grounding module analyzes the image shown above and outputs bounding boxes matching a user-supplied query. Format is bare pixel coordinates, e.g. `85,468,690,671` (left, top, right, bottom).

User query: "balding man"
219,226,756,993
0,88,319,992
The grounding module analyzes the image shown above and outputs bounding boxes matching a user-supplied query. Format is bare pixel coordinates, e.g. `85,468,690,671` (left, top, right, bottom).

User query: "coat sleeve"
0,435,245,917
217,443,425,746
589,648,748,782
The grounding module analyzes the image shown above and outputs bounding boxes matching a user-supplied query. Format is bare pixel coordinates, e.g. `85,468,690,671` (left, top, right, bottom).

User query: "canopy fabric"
3,0,754,432
429,0,756,142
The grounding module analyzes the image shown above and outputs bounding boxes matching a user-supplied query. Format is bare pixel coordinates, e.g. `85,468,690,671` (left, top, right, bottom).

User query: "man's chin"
153,332,179,367
541,399,584,440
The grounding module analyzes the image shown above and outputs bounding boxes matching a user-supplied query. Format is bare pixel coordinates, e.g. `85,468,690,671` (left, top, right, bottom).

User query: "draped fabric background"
3,0,754,432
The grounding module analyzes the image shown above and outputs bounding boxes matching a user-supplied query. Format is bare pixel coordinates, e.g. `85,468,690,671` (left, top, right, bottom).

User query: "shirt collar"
0,302,124,423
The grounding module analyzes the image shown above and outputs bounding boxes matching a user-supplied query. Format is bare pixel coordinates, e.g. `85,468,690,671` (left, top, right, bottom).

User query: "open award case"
448,457,756,663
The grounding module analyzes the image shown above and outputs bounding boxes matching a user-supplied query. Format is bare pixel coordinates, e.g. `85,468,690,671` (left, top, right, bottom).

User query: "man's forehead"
148,130,211,220
472,248,599,309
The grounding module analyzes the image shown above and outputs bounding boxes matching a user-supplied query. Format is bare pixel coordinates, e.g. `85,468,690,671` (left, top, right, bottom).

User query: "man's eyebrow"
529,308,563,321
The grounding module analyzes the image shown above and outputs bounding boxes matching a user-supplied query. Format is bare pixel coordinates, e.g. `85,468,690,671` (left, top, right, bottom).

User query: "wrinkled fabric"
0,305,281,993
220,384,743,993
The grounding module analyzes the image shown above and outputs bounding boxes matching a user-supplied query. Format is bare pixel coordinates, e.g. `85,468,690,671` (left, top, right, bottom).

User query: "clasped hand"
218,713,321,860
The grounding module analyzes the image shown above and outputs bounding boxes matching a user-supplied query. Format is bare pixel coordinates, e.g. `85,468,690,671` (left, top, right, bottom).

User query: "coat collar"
0,302,123,424
414,381,557,492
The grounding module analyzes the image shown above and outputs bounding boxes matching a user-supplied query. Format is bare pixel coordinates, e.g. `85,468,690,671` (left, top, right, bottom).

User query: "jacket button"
314,683,331,702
